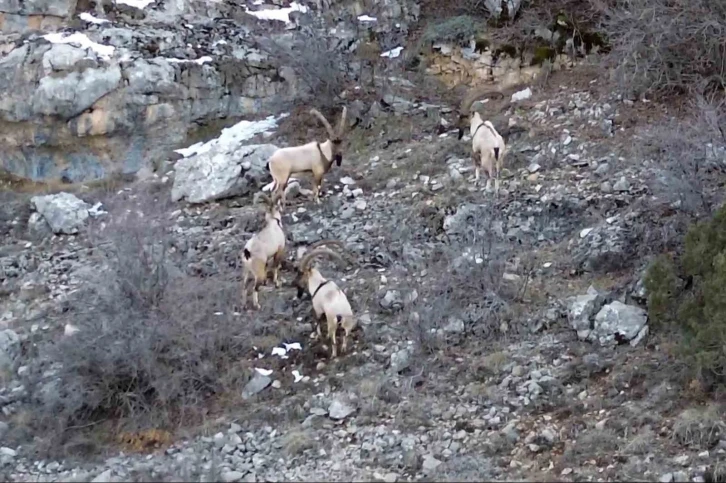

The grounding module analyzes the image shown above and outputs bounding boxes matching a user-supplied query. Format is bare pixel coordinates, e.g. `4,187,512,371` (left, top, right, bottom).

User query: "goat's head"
293,240,346,298
456,89,505,140
255,192,282,225
310,106,348,166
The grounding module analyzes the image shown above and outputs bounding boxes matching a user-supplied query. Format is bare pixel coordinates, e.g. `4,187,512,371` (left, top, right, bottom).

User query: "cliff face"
0,0,308,182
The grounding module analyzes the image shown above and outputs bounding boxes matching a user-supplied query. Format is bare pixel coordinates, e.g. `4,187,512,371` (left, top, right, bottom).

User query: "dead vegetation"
20,210,254,456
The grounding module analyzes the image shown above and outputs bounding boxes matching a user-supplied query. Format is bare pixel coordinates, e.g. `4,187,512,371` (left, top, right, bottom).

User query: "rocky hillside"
1,0,726,481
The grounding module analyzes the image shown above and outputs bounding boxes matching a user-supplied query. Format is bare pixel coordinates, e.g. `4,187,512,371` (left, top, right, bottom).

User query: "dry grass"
672,405,725,449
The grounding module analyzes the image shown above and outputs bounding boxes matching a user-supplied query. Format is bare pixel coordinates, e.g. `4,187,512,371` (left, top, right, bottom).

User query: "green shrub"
644,204,726,387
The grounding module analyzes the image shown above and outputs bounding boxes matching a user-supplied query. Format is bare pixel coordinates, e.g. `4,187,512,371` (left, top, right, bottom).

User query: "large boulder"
30,192,92,234
567,287,649,347
592,301,648,347
567,285,605,339
171,143,278,204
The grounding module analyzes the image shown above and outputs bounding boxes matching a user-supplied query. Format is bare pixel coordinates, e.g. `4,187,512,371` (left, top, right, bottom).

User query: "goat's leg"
272,248,284,288
252,278,263,310
327,313,339,358
240,267,250,308
312,172,324,205
341,316,355,354
472,152,480,186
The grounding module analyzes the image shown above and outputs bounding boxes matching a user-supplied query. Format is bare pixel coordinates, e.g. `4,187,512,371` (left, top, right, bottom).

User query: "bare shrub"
672,405,725,449
25,212,251,450
591,0,726,98
640,95,726,217
406,211,520,354
255,20,351,112
622,427,656,455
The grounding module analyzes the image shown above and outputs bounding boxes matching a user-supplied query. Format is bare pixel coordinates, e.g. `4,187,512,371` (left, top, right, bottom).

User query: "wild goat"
266,106,348,207
293,240,356,358
241,192,286,310
457,89,508,194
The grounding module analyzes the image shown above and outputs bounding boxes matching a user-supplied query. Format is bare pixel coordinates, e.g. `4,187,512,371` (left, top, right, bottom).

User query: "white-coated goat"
266,106,348,207
292,240,356,358
241,192,286,310
456,89,509,194
459,113,507,193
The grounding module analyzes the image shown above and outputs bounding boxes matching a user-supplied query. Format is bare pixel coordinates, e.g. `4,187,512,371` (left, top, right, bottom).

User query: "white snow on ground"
381,46,403,58
42,32,115,60
244,1,309,25
79,12,110,24
114,0,155,9
174,113,289,158
357,14,377,22
165,56,214,66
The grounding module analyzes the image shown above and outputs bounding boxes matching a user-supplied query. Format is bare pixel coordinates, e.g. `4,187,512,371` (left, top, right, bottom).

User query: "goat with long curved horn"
266,106,349,207
293,245,356,358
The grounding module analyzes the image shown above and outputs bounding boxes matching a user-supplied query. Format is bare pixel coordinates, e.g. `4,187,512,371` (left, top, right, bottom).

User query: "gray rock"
328,398,356,420
91,469,114,483
172,144,278,204
27,211,51,239
32,66,122,119
567,286,604,339
659,473,674,483
30,192,91,234
422,454,442,472
390,348,412,373
591,301,648,346
0,0,76,16
0,421,8,440
0,329,20,372
222,470,247,482
0,447,16,457
443,317,465,334
380,290,403,311
613,175,630,192
242,373,272,400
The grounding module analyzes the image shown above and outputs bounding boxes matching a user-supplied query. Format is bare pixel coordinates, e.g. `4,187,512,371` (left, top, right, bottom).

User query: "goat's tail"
493,147,500,161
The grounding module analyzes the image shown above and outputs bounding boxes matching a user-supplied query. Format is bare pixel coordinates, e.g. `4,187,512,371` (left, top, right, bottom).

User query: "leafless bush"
255,21,352,112
672,405,725,449
591,0,726,98
640,94,726,217
407,213,520,354
25,213,252,451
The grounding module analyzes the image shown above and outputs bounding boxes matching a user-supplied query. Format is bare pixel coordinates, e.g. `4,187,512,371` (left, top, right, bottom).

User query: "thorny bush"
26,211,251,449
591,0,726,98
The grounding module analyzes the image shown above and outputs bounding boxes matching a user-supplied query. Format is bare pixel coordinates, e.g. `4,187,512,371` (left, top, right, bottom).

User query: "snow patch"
357,14,377,22
114,0,155,9
79,12,110,24
165,56,213,66
244,1,309,25
381,46,403,58
255,367,273,376
175,113,289,158
42,32,115,60
292,370,304,383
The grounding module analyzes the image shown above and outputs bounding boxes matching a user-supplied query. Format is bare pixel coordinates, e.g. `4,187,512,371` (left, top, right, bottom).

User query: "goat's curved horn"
310,108,336,139
336,106,348,138
459,87,505,114
256,193,273,207
299,248,346,273
308,239,345,251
